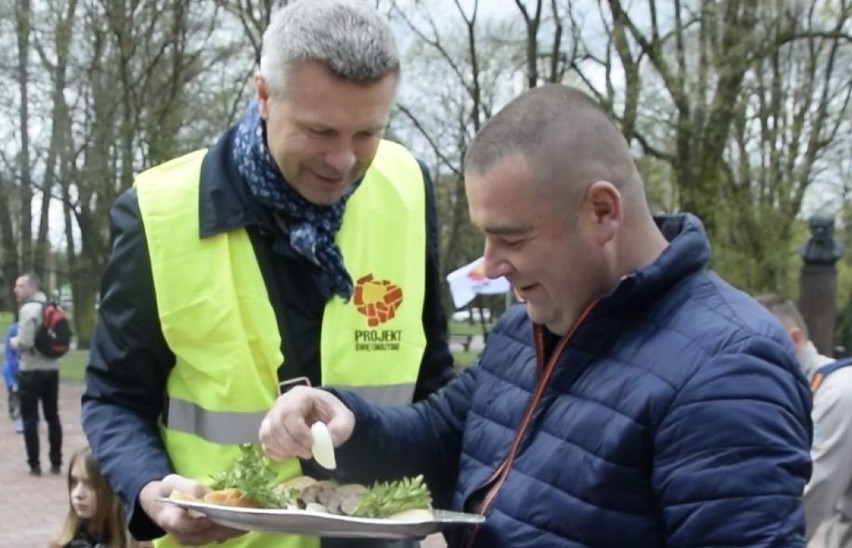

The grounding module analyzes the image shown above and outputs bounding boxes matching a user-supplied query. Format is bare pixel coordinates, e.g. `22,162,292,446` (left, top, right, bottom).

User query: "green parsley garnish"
208,444,433,516
210,444,282,508
351,475,432,518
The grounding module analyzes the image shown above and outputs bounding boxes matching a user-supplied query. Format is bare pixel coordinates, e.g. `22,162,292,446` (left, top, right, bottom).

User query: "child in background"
3,321,22,433
49,445,151,548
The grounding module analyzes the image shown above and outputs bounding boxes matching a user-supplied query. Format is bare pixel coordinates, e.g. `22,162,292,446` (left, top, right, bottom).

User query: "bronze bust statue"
800,212,843,266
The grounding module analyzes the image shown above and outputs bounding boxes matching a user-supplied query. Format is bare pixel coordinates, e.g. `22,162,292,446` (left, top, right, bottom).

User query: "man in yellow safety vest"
82,1,455,547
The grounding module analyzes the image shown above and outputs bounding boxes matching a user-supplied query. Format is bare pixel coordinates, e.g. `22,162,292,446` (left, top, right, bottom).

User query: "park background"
1,0,850,352
0,2,848,546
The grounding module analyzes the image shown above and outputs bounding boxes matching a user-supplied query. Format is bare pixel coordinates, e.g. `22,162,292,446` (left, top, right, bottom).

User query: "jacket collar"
596,213,710,313
197,126,272,238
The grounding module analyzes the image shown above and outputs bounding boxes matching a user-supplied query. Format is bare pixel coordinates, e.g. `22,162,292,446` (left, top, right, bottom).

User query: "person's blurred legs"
6,386,14,418
17,371,41,474
10,387,21,433
10,388,20,419
40,370,62,472
6,386,22,432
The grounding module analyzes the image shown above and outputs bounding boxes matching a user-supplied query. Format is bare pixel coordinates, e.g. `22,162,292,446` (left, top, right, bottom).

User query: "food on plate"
185,444,433,519
277,478,366,515
351,475,432,518
203,487,260,508
275,474,318,495
208,444,281,508
310,421,337,470
277,475,432,519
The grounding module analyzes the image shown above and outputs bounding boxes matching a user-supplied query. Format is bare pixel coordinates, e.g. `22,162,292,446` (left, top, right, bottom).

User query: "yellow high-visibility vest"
135,139,427,548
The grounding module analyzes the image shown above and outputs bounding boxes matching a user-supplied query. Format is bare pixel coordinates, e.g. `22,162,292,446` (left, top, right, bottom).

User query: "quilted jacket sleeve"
334,365,476,507
653,337,812,546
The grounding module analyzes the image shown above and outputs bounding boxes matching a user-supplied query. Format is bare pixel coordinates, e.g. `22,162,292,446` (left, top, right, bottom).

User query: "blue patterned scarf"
233,101,354,301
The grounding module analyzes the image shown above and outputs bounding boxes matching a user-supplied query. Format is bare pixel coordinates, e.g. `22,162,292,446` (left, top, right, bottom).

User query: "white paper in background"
445,257,511,309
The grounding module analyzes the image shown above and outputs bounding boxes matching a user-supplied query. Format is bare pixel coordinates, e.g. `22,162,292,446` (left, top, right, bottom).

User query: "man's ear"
585,181,622,245
254,74,271,119
788,326,805,353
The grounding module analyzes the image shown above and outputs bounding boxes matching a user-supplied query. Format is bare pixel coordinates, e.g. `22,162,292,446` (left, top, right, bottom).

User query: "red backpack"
34,302,72,358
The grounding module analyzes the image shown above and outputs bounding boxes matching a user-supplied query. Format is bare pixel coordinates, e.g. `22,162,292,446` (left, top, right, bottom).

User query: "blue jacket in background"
337,213,812,547
3,322,19,388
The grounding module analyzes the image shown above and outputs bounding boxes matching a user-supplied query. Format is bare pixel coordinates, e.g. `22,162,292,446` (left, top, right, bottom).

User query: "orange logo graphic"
465,261,487,281
353,274,403,327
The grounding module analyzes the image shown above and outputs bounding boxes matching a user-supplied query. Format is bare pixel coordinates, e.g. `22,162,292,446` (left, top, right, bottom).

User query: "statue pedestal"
799,264,837,357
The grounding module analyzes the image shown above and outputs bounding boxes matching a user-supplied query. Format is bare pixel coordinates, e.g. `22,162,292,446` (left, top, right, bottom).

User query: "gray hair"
755,293,809,340
260,0,400,93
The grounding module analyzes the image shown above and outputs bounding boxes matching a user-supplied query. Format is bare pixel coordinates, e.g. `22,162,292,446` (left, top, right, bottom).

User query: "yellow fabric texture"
321,139,427,393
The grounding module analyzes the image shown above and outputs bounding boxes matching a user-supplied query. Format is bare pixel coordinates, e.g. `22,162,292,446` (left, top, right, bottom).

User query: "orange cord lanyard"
464,300,599,547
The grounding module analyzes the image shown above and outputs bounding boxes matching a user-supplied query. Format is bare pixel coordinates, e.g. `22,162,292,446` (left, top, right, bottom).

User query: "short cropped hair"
755,293,809,339
464,84,640,199
260,0,400,93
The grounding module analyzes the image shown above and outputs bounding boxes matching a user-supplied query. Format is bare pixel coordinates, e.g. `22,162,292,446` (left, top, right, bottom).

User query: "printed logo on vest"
353,274,403,326
353,274,403,352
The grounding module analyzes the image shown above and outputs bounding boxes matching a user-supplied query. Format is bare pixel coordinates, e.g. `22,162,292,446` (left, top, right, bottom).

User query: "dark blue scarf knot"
233,101,354,301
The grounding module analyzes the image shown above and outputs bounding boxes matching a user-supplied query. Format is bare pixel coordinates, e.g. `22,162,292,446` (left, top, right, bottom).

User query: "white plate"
157,498,484,539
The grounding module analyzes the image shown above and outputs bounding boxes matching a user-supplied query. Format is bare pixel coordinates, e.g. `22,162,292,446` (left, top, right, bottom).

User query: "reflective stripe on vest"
166,382,417,444
136,140,426,548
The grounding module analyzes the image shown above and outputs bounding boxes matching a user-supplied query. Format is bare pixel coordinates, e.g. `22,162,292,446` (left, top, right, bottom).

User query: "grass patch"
449,319,489,369
452,350,480,368
449,320,492,337
0,310,12,339
59,350,88,383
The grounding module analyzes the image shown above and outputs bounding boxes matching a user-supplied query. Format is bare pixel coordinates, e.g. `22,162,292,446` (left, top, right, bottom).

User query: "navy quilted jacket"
337,214,812,547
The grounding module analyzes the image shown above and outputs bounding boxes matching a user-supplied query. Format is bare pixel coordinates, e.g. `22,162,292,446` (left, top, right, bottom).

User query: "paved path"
0,380,86,547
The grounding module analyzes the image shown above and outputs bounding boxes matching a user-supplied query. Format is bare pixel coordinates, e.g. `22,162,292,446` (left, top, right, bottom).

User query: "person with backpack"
10,272,64,476
757,293,852,546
